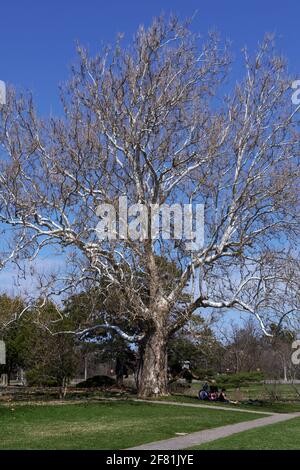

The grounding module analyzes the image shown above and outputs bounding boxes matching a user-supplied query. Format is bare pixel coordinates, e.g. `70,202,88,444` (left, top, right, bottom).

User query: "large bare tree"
0,16,299,396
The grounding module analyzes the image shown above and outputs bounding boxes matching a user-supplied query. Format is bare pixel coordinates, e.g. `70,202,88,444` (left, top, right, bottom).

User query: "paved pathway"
128,410,300,450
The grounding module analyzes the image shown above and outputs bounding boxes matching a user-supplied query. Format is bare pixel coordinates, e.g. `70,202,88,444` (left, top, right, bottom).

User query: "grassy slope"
189,417,300,450
189,382,300,402
160,394,300,413
163,381,300,414
0,401,264,450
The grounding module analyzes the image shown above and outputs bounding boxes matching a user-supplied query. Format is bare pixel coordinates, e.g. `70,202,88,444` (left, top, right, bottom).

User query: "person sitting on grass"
217,388,229,403
208,385,219,401
209,391,218,401
199,389,209,400
198,382,210,400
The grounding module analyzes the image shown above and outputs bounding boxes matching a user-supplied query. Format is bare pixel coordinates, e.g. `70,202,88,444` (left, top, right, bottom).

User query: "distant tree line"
1,293,298,394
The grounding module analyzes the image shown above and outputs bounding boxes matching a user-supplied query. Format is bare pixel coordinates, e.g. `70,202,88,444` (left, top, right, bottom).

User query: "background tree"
268,324,297,382
24,302,78,397
168,317,224,380
222,320,263,374
64,289,137,386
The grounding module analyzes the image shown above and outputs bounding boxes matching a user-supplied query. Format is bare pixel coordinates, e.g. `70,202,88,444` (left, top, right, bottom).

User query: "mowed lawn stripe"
0,401,266,450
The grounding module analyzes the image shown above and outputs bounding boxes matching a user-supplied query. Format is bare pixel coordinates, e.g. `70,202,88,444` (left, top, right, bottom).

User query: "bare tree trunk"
116,357,124,387
84,355,88,381
7,369,11,386
137,329,169,398
59,377,68,400
283,362,288,382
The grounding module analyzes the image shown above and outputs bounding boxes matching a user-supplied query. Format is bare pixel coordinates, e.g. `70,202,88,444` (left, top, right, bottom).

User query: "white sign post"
0,340,6,365
0,80,6,105
0,340,7,387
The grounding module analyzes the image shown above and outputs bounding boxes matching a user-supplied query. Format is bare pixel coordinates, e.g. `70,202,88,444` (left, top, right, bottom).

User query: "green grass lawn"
189,381,300,402
189,417,300,450
0,401,265,450
164,381,300,413
160,394,300,413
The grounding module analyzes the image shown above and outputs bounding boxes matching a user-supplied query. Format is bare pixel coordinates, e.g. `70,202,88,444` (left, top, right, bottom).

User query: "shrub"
216,371,265,389
263,383,283,403
76,375,116,388
169,381,191,393
26,369,60,387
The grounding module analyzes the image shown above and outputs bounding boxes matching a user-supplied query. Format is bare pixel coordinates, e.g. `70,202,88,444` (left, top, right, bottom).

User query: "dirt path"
128,412,300,450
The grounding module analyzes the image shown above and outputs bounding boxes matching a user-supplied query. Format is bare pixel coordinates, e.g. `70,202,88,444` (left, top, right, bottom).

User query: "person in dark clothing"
218,388,229,403
199,390,209,400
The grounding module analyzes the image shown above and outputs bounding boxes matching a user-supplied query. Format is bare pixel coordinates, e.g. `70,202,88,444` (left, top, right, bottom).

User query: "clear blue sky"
1,0,300,114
